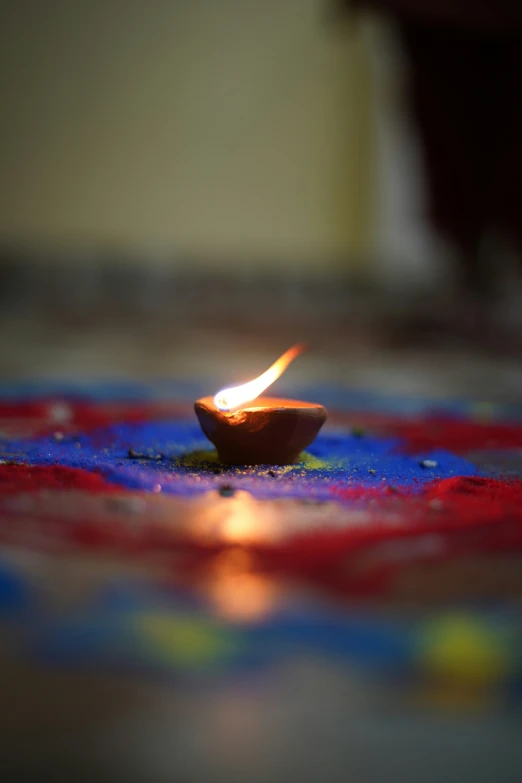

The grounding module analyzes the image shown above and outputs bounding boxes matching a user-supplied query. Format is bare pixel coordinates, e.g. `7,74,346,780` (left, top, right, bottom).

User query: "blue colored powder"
4,418,480,501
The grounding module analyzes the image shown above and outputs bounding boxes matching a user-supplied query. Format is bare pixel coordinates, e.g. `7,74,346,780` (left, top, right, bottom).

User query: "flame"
214,344,304,412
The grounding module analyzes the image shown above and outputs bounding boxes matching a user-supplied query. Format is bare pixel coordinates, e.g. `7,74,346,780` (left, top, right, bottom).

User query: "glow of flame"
207,548,277,622
214,344,304,412
190,490,285,545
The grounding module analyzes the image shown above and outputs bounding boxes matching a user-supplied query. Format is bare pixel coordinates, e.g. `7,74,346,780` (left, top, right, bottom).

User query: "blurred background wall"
0,0,431,282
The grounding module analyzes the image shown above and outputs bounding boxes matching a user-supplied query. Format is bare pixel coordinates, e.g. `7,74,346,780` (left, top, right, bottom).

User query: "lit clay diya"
195,345,327,465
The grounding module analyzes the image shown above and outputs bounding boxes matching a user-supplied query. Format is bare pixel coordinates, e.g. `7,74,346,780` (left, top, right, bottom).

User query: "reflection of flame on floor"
220,493,268,543
190,490,283,544
207,547,277,622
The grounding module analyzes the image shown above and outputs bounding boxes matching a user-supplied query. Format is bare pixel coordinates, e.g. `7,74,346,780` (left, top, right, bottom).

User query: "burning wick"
194,345,327,465
214,344,305,413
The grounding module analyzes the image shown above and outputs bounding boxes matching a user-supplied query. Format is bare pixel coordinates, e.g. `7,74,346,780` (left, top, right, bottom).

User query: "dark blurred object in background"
335,1,522,301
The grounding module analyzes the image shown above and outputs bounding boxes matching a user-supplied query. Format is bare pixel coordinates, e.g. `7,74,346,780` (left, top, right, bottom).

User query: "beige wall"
0,0,375,272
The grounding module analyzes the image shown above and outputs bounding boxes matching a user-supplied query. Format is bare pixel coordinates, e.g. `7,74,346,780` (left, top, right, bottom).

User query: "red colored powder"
424,475,521,503
393,419,522,454
0,463,120,494
159,477,522,601
328,411,522,453
1,460,521,602
0,399,191,437
263,476,522,597
327,475,522,532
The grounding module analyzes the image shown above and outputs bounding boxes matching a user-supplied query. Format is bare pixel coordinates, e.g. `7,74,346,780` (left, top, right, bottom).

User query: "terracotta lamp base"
194,396,327,465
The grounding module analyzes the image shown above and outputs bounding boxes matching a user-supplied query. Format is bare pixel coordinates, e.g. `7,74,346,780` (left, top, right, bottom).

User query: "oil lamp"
195,345,327,465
